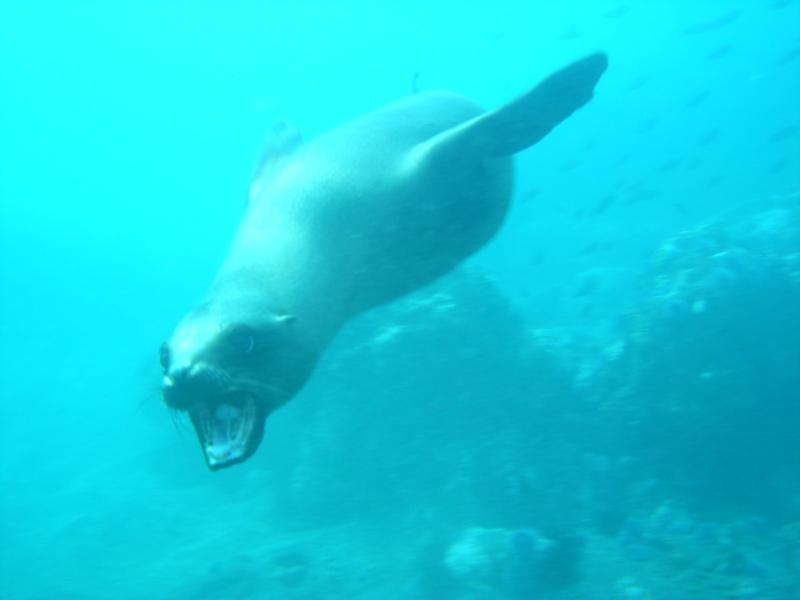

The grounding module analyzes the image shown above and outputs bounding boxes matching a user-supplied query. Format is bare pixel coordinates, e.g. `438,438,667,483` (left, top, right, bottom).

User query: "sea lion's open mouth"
188,397,264,470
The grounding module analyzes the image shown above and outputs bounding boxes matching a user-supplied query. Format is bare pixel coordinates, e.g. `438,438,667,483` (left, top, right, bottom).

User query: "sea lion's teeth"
214,403,240,421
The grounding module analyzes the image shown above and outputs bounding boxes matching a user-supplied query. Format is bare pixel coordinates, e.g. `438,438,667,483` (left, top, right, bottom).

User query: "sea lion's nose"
162,365,190,408
167,364,191,385
162,363,228,408
168,364,214,389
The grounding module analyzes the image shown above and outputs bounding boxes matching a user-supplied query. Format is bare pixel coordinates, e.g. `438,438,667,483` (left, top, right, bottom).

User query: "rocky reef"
597,204,800,519
196,203,800,599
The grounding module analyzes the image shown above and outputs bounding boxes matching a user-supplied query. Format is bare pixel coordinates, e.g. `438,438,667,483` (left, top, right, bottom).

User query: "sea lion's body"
161,53,608,470
220,92,508,347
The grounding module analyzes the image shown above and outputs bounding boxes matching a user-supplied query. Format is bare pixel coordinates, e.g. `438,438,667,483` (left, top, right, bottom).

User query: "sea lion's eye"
226,325,256,355
159,343,171,373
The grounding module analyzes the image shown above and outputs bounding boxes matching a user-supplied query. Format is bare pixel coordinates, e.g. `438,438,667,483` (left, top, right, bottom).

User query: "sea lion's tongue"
200,402,254,469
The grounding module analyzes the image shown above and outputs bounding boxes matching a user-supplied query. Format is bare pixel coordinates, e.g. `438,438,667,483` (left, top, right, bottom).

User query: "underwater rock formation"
598,205,800,518
269,269,581,529
252,204,798,599
443,526,581,598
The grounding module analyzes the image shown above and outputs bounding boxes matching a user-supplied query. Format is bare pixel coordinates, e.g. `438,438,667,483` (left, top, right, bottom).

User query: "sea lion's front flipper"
419,53,608,163
250,121,303,201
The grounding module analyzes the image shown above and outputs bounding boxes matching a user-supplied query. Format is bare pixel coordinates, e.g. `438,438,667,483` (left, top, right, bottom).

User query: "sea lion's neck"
207,258,346,352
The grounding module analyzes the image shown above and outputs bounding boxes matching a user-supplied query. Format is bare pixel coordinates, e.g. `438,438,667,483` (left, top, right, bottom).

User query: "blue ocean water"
1,1,798,598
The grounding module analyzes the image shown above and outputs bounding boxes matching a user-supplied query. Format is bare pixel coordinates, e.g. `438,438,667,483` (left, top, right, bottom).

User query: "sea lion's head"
160,303,306,470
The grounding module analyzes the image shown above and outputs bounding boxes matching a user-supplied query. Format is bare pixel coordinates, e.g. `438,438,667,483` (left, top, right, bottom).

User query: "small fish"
622,179,643,191
574,278,598,297
706,45,733,60
580,241,614,254
626,75,650,91
559,159,583,172
684,157,703,171
590,195,616,216
560,25,582,41
770,125,798,142
770,158,786,174
768,0,791,10
697,129,720,146
603,5,631,18
637,117,660,133
520,187,540,203
658,158,682,172
777,45,800,66
683,10,740,36
528,252,546,266
686,90,711,108
626,188,660,204
581,241,601,254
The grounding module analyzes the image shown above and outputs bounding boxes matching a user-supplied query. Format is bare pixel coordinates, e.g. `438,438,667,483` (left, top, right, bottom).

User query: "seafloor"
4,204,797,600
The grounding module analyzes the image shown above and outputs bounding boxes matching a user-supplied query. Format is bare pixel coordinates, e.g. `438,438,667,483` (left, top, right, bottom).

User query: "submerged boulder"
443,525,581,598
265,269,581,529
598,205,800,517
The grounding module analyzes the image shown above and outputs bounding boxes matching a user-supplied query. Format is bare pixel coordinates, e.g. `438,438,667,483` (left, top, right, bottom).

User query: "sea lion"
160,53,608,470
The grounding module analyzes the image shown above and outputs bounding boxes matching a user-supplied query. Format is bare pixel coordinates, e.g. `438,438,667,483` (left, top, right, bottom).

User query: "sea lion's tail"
473,52,608,156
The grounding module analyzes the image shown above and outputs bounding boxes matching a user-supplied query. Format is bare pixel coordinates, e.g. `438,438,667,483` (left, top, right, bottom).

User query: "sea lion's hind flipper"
477,52,607,155
250,121,303,201
422,53,607,162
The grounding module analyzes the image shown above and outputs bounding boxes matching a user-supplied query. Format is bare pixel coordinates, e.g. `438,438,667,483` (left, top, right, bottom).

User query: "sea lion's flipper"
420,53,607,163
250,121,303,201
475,52,607,155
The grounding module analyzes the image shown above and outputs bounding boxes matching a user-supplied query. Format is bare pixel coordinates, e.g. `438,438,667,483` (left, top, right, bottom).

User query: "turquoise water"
1,1,798,598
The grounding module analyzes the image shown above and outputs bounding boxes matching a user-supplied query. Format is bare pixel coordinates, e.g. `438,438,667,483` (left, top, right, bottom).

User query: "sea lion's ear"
250,121,303,201
274,312,296,325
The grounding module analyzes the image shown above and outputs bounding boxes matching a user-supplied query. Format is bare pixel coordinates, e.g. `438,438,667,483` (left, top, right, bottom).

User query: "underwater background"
1,0,799,598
